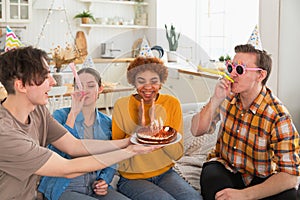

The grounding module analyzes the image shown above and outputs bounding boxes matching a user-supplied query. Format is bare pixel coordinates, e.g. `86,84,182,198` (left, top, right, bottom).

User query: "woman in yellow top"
112,56,201,200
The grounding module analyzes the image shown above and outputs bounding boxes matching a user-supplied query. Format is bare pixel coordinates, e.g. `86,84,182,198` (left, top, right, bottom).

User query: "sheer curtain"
196,0,259,61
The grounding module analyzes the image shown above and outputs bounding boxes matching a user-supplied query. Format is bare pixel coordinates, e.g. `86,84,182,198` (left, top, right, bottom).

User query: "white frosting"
137,135,177,144
137,126,176,141
138,133,175,141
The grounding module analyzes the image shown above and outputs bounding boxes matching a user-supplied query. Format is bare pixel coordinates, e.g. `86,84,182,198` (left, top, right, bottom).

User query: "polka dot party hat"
247,25,263,50
139,36,154,57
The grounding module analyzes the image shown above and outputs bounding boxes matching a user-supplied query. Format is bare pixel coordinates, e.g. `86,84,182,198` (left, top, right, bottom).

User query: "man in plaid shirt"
191,44,299,200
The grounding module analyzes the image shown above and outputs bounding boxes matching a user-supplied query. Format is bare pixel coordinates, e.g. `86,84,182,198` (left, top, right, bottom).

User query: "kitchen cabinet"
0,0,31,23
0,0,4,22
79,0,149,31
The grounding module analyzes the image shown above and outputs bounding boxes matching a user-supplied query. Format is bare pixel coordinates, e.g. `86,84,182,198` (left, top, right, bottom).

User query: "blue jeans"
117,168,202,200
59,188,130,200
59,172,130,200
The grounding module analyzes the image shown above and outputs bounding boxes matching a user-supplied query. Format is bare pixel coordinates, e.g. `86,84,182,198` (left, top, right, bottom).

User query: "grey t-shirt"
0,102,67,200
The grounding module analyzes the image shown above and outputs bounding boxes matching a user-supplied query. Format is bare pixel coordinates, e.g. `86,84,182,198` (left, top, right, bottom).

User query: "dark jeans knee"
200,161,236,200
261,188,297,200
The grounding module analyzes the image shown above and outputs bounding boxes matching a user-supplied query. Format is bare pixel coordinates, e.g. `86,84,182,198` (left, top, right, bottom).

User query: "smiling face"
26,58,56,106
135,70,161,104
230,52,265,95
26,77,54,106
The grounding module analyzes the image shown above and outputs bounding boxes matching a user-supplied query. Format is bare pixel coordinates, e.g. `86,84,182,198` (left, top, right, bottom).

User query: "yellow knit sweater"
112,94,184,179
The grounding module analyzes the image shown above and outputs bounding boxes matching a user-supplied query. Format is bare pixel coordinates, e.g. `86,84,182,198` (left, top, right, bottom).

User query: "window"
196,0,259,61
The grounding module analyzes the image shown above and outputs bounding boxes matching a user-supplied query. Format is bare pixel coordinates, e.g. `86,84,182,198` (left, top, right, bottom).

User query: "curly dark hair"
234,44,272,85
127,56,168,86
0,46,50,94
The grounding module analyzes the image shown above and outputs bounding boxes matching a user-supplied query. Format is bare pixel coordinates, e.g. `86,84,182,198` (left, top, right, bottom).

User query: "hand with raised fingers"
70,90,87,116
149,97,156,127
138,98,146,126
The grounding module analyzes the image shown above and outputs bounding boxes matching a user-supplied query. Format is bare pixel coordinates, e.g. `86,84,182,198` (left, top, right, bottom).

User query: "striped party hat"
5,26,23,52
247,25,262,51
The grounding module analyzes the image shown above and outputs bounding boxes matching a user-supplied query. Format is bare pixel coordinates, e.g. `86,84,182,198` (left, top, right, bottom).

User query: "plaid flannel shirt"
208,86,300,185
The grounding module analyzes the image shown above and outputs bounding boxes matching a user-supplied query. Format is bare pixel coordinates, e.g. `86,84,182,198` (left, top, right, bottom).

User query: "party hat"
82,55,95,68
247,25,262,51
139,36,153,57
5,26,23,52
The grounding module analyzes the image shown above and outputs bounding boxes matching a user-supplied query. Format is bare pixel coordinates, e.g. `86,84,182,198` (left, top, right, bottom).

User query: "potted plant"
74,10,96,24
218,55,231,61
225,54,231,61
218,55,225,62
217,54,231,71
165,24,180,62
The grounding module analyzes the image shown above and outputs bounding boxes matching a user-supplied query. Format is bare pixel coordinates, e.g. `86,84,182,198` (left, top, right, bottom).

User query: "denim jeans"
117,168,202,200
60,172,130,200
59,188,130,200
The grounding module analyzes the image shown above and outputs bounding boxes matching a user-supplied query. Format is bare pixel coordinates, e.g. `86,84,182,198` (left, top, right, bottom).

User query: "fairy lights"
35,0,80,58
35,0,55,47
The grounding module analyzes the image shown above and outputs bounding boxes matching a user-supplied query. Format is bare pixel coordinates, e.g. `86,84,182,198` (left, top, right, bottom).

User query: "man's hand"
212,78,232,106
215,188,250,200
93,179,108,196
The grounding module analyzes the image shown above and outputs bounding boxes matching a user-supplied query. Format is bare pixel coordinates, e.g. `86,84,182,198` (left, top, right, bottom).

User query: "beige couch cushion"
174,105,219,191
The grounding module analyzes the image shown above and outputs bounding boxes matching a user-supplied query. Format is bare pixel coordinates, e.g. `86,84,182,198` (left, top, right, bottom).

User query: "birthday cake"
136,126,177,145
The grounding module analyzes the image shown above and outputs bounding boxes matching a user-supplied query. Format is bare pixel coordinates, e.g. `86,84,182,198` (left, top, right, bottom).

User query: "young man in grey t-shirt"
0,46,159,200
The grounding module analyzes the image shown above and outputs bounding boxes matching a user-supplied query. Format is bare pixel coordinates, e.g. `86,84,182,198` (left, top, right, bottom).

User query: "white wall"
23,0,84,51
259,0,280,94
278,0,300,130
156,0,199,63
196,0,259,60
156,0,197,40
260,0,300,130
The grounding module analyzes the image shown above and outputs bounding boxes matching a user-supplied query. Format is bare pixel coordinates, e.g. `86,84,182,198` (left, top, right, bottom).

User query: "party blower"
198,66,234,83
69,62,85,95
